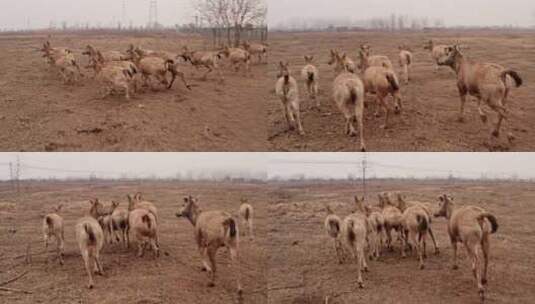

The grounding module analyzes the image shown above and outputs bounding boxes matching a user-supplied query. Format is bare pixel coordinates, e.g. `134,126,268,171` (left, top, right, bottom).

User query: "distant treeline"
271,14,535,32
1,176,533,184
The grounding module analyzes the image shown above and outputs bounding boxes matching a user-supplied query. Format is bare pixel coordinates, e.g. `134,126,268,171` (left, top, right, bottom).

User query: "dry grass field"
267,30,535,152
0,181,268,304
266,180,535,303
0,33,269,152
1,179,534,303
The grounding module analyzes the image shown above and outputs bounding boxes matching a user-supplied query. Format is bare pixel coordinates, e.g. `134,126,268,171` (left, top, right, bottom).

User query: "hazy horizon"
0,0,195,30
268,0,535,28
1,1,534,30
0,153,534,181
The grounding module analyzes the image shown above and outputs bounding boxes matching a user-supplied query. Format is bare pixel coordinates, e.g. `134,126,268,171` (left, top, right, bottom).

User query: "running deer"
434,194,498,302
176,196,242,295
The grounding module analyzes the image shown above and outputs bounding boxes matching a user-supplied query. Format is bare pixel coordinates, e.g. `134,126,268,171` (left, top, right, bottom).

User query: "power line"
21,164,123,175
269,158,518,178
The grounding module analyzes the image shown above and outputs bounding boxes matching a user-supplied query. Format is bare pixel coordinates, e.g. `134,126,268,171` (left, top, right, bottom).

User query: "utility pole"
362,153,367,197
122,0,127,26
15,155,21,194
9,162,14,191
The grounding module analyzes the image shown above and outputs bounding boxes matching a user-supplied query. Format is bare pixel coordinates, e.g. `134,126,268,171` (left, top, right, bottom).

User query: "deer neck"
445,203,454,220
187,207,201,226
453,56,464,74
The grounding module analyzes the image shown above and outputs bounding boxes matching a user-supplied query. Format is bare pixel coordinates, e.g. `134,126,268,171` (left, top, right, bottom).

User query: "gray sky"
268,0,535,27
0,153,267,180
268,153,535,180
0,153,533,181
0,0,194,30
3,0,531,30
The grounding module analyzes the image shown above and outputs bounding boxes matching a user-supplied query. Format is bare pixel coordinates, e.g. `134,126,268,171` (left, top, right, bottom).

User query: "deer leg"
291,100,305,135
207,246,217,287
482,237,490,285
451,238,459,270
477,97,487,123
457,87,468,122
428,227,439,255
229,245,242,295
377,94,389,129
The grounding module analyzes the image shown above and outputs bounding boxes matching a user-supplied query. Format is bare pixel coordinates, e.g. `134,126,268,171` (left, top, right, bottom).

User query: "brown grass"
266,180,535,303
0,33,268,151
267,30,535,152
0,181,268,303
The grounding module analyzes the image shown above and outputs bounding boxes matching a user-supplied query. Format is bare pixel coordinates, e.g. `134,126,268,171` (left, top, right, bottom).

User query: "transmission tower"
122,0,127,26
149,0,158,29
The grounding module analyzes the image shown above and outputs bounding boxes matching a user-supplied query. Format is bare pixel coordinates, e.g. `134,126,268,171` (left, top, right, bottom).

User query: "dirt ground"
1,179,534,303
0,33,268,152
267,30,535,152
0,181,268,304
266,180,535,304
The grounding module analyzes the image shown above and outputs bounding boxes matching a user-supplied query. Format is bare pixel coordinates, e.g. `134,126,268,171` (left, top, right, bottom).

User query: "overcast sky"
269,153,535,180
268,0,535,27
0,153,533,181
0,153,267,180
2,1,532,30
0,0,195,30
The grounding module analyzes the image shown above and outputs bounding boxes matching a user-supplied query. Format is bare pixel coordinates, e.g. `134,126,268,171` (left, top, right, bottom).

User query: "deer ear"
438,195,444,202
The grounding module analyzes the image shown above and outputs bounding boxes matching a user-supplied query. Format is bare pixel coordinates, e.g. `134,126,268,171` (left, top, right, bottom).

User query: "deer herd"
41,192,254,295
324,192,498,303
275,39,524,151
39,39,268,100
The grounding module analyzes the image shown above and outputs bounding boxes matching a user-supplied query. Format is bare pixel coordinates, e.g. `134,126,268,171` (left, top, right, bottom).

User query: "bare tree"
192,0,267,46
